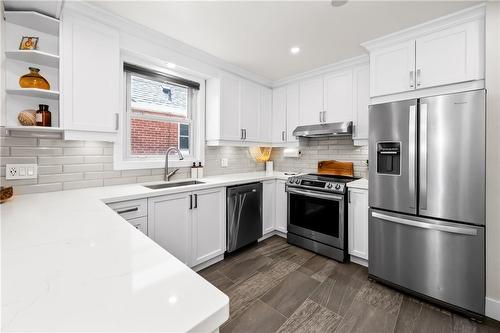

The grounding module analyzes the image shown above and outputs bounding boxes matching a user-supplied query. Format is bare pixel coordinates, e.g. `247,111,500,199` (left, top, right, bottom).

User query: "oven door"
286,187,345,249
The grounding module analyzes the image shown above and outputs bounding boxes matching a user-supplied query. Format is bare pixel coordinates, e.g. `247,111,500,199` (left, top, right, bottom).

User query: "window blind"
124,63,200,90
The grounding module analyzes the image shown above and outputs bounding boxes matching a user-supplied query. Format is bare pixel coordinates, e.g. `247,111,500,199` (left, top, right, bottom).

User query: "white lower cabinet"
191,188,226,267
263,180,276,235
348,188,369,260
275,180,288,233
149,192,192,265
128,216,148,235
148,187,226,267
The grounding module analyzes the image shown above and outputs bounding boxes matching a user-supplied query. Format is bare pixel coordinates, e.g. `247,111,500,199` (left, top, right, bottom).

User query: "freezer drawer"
368,209,485,315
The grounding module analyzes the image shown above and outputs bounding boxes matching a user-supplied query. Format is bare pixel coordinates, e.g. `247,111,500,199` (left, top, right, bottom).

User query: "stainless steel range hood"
292,121,353,138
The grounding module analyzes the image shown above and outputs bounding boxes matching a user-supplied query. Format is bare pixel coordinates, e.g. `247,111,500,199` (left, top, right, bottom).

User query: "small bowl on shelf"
0,186,13,203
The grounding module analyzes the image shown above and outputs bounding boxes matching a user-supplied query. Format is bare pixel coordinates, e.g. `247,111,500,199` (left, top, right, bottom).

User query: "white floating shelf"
4,11,60,36
5,126,63,132
5,50,59,68
5,126,64,138
6,88,60,99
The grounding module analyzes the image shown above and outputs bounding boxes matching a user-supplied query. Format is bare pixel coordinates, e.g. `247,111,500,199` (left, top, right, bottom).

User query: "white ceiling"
91,1,477,81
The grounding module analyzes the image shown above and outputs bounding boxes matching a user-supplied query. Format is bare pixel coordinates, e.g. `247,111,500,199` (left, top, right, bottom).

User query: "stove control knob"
288,178,294,183
326,183,333,189
335,184,341,190
295,179,300,184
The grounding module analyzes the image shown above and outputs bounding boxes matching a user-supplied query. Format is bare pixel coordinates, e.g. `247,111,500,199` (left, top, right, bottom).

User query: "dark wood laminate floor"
199,236,500,333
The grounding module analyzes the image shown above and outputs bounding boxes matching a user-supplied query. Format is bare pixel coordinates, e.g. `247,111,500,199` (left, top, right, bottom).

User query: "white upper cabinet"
272,86,287,143
240,79,260,141
352,64,370,141
369,40,416,97
299,77,324,126
324,70,353,123
286,83,300,142
364,6,485,98
219,73,241,141
206,73,272,145
415,20,484,89
61,13,120,134
260,87,273,143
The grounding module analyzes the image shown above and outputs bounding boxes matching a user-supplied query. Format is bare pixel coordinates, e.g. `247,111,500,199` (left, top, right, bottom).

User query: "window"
123,64,200,163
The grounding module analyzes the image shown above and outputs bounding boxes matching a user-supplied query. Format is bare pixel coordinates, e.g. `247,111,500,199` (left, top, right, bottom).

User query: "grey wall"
0,127,264,194
271,137,368,178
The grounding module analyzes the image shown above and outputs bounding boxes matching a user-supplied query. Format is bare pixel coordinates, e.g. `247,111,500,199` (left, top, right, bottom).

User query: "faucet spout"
164,147,184,182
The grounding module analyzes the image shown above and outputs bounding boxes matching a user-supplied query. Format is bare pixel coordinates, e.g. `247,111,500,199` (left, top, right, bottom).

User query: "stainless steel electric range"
285,173,358,262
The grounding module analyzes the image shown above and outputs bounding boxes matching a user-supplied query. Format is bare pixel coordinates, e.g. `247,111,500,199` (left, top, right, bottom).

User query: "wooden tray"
317,160,354,177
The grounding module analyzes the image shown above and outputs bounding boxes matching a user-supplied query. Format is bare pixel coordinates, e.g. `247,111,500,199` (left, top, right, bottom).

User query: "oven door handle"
286,188,344,201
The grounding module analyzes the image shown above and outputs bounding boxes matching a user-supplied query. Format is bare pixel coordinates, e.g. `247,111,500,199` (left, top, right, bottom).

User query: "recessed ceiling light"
166,62,176,69
290,46,300,55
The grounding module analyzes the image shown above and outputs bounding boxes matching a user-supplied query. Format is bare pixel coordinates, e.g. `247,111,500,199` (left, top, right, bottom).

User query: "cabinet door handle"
319,112,322,123
410,70,414,88
282,130,285,141
116,207,139,214
416,69,421,87
115,113,119,130
348,191,351,203
189,194,193,209
240,129,244,140
194,194,198,208
323,111,326,123
244,129,247,139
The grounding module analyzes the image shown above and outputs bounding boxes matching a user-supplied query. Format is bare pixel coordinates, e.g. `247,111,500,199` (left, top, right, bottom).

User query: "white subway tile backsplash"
14,183,63,194
0,126,265,194
11,147,63,156
0,177,38,186
84,156,113,164
0,137,37,147
38,173,84,184
63,147,103,156
84,171,122,180
63,164,104,173
63,179,103,190
38,165,63,175
38,156,85,165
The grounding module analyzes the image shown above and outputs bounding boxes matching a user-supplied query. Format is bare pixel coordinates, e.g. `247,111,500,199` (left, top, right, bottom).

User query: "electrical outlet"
221,158,228,167
6,164,38,180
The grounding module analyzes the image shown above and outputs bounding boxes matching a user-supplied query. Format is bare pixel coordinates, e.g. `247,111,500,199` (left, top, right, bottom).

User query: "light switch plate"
6,164,38,180
221,158,228,167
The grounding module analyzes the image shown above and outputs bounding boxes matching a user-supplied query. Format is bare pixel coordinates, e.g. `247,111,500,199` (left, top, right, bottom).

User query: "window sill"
113,157,198,171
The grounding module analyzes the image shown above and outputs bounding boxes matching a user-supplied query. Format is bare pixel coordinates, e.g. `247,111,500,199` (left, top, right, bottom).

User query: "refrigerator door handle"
372,211,478,236
409,105,416,209
420,103,428,210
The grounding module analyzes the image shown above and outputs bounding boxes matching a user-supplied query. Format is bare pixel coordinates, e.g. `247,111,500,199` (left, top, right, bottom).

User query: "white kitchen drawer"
128,216,148,235
107,198,147,220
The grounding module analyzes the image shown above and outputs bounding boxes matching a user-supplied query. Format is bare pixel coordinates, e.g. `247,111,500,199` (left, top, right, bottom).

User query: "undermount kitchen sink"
144,180,205,190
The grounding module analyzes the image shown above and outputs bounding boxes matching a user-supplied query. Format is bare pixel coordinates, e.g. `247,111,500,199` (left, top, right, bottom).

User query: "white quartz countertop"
1,171,292,332
347,178,369,190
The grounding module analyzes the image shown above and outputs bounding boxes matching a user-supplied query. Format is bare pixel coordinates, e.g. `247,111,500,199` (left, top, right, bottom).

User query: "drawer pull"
116,207,139,214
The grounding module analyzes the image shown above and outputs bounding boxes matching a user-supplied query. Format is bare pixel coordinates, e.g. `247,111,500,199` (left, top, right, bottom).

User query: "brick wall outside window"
130,118,179,155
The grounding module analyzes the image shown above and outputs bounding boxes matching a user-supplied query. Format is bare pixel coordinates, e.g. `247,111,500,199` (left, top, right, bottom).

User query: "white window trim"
114,52,205,170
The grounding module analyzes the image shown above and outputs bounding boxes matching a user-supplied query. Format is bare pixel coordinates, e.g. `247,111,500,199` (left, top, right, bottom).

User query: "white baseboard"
486,297,500,321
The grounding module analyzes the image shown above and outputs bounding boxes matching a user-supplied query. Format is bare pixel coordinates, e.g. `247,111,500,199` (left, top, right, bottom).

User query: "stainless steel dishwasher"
226,182,263,252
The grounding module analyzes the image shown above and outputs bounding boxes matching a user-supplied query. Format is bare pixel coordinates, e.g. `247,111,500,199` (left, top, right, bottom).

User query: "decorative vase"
19,67,50,90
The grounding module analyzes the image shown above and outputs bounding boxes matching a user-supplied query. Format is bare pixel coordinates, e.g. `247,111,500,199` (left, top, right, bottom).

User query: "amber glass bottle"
36,104,51,127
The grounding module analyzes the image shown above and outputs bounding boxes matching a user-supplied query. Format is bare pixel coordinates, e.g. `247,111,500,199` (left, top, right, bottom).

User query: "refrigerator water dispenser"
377,142,400,175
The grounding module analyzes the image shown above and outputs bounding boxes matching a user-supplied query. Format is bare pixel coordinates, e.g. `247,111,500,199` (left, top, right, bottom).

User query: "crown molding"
361,3,486,51
272,54,369,88
62,1,274,87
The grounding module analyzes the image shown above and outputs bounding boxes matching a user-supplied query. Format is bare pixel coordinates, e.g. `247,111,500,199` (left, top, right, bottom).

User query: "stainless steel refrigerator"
368,89,486,318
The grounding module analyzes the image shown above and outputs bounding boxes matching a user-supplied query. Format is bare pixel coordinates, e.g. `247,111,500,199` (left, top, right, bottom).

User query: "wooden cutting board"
317,160,354,177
